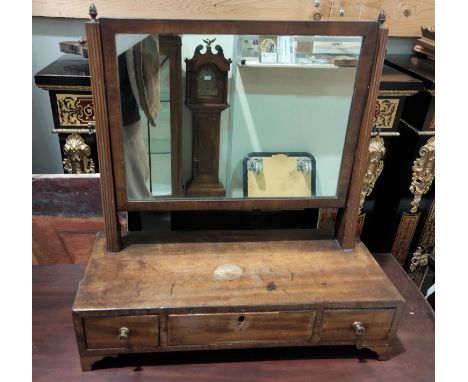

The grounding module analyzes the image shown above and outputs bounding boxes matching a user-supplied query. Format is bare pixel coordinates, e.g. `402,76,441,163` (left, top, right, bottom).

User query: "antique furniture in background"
379,54,435,272
71,9,406,371
359,62,427,252
184,40,231,196
35,54,98,174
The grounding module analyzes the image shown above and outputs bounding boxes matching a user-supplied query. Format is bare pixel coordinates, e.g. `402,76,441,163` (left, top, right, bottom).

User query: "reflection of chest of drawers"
35,54,98,174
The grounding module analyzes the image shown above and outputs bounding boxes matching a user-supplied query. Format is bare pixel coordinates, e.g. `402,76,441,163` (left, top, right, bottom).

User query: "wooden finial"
377,10,386,26
89,3,97,21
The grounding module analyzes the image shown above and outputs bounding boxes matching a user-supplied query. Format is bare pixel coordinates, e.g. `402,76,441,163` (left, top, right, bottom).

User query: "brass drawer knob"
352,321,365,336
118,327,129,342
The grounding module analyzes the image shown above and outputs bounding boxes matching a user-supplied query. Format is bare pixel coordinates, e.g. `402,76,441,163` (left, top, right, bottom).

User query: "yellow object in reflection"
246,154,313,197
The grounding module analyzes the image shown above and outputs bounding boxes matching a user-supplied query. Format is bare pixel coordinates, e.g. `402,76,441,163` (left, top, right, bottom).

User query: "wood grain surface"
320,309,395,341
32,253,434,381
32,215,105,264
85,315,160,349
32,0,433,36
73,231,403,311
168,311,317,345
32,175,127,265
86,20,122,253
336,27,388,248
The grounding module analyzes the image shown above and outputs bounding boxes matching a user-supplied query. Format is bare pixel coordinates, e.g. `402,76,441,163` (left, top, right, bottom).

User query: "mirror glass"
115,33,362,201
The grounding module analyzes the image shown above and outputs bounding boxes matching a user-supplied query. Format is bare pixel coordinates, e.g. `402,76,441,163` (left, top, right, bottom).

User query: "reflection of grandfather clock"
185,39,231,196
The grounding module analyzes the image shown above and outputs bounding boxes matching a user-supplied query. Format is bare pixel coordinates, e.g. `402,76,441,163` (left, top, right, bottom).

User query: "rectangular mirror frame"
94,19,380,212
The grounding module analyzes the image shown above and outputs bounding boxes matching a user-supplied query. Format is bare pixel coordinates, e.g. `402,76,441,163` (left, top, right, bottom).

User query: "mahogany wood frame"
86,19,387,252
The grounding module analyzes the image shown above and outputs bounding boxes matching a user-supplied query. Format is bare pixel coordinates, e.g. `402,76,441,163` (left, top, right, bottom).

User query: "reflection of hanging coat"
126,35,161,127
118,35,161,200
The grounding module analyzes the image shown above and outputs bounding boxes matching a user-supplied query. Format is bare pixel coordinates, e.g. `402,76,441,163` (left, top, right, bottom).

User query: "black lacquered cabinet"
35,54,98,174
363,54,435,284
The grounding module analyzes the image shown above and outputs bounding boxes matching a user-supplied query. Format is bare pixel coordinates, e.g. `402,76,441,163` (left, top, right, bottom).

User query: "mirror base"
185,179,226,197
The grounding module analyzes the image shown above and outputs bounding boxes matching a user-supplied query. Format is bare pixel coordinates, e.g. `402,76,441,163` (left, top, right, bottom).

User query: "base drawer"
320,309,395,341
84,315,159,349
168,311,316,346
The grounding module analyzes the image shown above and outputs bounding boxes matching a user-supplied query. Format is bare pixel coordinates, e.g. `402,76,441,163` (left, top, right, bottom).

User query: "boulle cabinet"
34,53,98,174
73,7,405,371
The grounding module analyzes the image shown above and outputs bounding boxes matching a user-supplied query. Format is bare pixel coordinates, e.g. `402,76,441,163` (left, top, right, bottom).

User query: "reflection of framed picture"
243,152,316,197
259,35,278,63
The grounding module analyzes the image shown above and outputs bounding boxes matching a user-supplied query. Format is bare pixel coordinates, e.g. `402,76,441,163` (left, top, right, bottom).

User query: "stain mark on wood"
266,281,278,292
213,264,244,281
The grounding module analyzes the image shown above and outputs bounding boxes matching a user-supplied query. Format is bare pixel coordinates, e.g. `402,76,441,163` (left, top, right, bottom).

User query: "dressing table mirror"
73,6,404,371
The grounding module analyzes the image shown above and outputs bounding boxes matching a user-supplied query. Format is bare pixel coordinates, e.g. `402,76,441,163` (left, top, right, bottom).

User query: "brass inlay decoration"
371,132,400,137
56,94,94,127
317,208,338,230
378,90,419,97
51,123,96,135
408,246,429,287
423,88,435,96
358,136,386,214
374,98,400,129
62,133,96,174
36,84,92,92
391,212,421,265
418,200,435,251
401,118,436,136
409,137,435,213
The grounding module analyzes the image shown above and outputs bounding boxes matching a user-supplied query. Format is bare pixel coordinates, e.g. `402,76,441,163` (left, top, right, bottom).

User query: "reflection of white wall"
228,66,356,197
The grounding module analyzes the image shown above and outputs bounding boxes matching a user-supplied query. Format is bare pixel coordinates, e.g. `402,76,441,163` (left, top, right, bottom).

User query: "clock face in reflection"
196,66,218,99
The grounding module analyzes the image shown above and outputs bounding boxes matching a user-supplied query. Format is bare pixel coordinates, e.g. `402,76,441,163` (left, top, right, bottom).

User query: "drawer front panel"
168,311,316,346
320,309,395,341
84,315,159,349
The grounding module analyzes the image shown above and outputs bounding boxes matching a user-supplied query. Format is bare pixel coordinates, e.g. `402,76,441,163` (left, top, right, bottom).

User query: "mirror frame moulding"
94,18,380,212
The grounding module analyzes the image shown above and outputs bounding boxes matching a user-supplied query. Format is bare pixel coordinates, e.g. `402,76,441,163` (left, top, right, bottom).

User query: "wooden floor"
32,253,434,381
